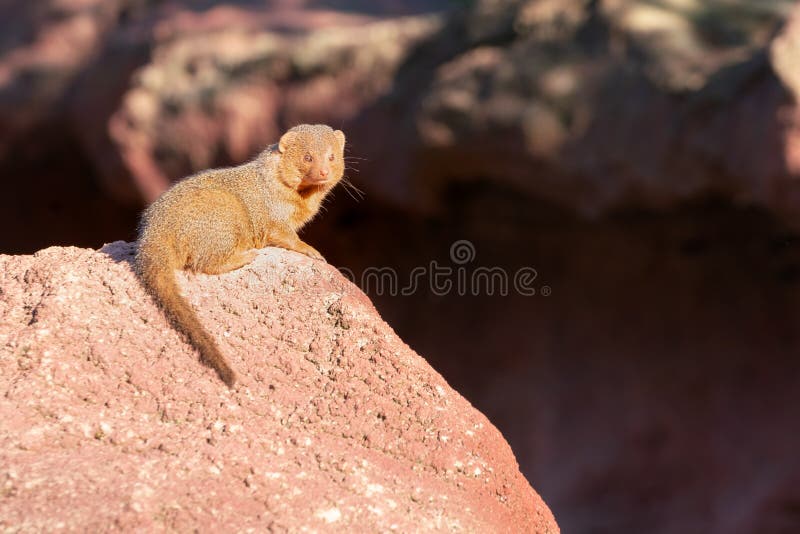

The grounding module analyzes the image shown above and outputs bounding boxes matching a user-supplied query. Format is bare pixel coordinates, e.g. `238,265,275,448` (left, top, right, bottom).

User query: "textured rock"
5,0,800,253
0,0,132,159
53,0,800,224
772,1,800,103
0,242,557,533
362,0,800,221
106,14,442,204
771,2,800,178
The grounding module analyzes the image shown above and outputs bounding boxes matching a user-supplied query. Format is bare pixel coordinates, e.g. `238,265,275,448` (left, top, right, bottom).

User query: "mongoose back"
136,124,346,387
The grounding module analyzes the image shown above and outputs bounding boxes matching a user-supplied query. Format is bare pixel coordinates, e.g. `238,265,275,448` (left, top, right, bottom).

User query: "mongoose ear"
278,131,296,153
334,129,346,148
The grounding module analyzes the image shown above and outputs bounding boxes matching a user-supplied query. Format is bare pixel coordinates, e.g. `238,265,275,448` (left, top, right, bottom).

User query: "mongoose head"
277,124,346,191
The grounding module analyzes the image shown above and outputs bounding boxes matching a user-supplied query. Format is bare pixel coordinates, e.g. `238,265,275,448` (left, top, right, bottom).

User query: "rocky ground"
0,242,557,532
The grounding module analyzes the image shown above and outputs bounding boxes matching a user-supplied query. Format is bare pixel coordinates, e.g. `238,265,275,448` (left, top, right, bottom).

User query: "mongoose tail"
137,247,237,387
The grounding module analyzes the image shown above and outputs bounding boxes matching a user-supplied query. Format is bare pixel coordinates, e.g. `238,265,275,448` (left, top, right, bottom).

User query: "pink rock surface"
0,242,557,532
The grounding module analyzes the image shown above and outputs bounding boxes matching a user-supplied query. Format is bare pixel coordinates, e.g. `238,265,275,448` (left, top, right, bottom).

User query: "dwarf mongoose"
136,124,346,387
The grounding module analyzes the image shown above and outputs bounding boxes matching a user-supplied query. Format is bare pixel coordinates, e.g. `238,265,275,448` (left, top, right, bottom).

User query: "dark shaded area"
307,189,800,533
0,126,139,252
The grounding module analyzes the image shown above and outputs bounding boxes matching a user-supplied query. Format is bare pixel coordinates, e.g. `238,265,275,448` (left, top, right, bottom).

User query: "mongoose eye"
328,153,335,162
304,154,313,163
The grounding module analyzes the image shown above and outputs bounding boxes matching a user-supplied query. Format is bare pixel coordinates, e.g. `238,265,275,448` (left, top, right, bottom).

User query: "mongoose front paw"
303,247,326,262
289,239,325,261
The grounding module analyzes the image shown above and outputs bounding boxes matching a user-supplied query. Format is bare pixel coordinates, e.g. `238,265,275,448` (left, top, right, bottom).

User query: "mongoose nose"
319,168,329,178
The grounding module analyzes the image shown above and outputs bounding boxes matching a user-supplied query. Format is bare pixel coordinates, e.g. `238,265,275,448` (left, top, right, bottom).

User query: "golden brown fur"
136,124,346,386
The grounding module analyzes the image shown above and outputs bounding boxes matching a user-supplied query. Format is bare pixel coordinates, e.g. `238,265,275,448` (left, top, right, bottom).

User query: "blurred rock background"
2,0,800,532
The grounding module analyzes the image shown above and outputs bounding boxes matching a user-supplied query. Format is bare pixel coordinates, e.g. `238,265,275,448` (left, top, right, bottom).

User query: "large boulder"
67,0,800,223
360,0,800,221
103,14,441,204
0,242,557,532
4,1,800,251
